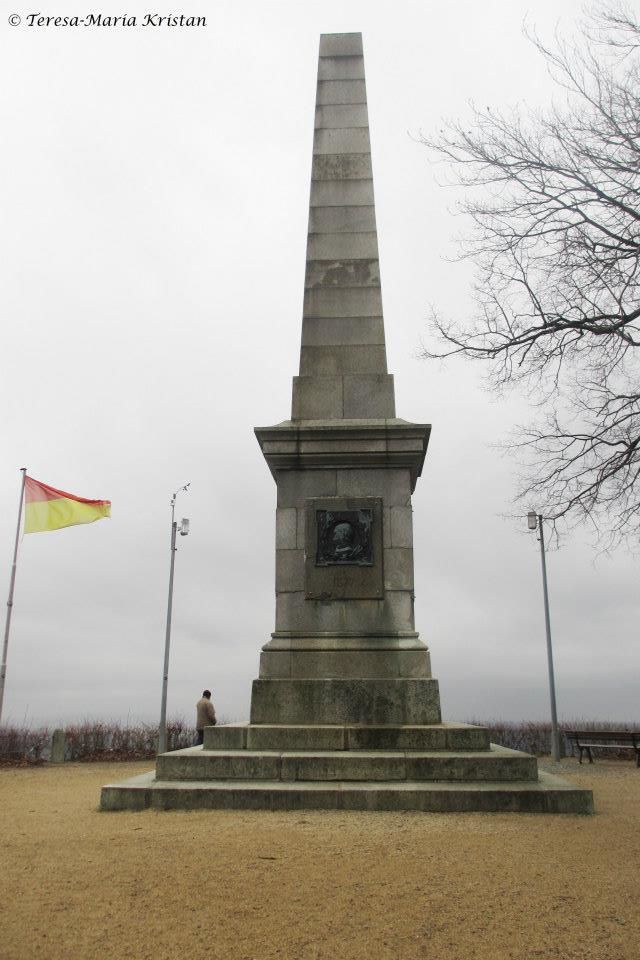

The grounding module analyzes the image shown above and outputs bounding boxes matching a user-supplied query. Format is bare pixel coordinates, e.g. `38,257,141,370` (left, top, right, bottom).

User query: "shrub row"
0,718,196,764
1,717,638,764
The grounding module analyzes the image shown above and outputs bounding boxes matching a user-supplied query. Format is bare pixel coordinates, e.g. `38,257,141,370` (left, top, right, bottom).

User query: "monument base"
100,722,594,814
250,678,442,725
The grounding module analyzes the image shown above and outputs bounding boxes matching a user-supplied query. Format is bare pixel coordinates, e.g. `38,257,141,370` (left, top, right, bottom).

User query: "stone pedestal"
254,418,436,726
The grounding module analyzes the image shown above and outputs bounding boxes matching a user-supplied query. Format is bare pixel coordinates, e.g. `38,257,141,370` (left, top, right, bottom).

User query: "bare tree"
421,5,640,544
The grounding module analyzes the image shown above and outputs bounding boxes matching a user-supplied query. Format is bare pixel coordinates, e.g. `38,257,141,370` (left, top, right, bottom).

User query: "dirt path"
0,759,638,960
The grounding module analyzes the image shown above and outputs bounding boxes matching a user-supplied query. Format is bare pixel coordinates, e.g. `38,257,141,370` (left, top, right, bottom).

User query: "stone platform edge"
203,721,489,751
100,769,594,814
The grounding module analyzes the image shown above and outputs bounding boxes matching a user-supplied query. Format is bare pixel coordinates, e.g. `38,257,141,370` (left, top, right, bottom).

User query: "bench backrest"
565,730,639,744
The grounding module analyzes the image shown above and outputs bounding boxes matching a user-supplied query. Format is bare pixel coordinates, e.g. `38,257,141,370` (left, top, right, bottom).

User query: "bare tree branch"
420,4,640,544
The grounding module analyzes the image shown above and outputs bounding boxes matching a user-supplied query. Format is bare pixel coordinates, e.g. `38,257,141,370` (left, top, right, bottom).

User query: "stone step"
100,770,594,814
203,721,491,753
157,744,537,783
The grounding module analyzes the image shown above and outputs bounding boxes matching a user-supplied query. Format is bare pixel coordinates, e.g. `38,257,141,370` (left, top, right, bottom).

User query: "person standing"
195,689,217,745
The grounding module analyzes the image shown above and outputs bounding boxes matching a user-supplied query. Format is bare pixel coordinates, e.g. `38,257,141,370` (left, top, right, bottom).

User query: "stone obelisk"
101,33,594,812
253,32,440,726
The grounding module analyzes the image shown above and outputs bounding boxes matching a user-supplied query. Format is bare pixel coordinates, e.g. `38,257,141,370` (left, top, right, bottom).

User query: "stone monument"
101,34,593,813
254,49,437,723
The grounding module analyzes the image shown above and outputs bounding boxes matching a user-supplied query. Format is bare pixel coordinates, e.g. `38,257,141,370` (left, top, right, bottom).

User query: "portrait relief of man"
316,509,373,566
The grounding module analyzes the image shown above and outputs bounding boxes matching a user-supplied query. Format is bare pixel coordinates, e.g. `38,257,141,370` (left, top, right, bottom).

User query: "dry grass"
0,759,638,960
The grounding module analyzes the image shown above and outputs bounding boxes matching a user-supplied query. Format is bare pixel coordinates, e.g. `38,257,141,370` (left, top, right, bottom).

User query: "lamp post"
527,511,561,762
158,483,190,755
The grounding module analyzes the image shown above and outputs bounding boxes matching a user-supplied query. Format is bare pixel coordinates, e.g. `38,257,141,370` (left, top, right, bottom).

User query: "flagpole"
0,468,27,725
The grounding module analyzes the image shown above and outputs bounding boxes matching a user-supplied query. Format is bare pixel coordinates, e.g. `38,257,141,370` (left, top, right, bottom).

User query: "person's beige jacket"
196,696,216,730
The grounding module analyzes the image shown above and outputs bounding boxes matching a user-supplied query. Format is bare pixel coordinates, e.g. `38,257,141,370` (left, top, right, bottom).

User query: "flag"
24,476,111,534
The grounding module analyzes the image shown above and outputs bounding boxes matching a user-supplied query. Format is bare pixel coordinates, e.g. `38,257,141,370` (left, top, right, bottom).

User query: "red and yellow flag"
24,476,111,534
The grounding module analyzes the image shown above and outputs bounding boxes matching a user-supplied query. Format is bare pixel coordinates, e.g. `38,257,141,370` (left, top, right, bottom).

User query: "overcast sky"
1,0,637,728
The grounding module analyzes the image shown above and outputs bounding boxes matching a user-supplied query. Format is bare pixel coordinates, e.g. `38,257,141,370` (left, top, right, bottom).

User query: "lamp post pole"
528,511,561,762
158,483,190,755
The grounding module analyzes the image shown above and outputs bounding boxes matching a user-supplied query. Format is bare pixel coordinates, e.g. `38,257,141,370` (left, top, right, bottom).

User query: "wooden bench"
565,730,640,766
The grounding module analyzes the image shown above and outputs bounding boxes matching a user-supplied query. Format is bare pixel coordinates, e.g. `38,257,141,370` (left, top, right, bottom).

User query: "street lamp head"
527,511,538,530
179,518,190,536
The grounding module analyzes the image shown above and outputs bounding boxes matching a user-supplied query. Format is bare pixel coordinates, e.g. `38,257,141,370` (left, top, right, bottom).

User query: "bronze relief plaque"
316,509,373,566
305,497,383,600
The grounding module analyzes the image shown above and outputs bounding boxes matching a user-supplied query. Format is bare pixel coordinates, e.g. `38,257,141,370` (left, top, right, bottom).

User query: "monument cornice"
255,418,430,490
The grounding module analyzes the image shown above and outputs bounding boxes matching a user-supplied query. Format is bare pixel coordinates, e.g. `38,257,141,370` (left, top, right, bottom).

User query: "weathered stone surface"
404,749,539,783
383,548,414,591
390,505,414,547
248,725,347,751
303,286,382,318
308,204,376,235
306,231,379,260
315,103,368,127
205,722,489,752
156,750,282,781
345,723,491,752
207,723,489,753
305,259,380,288
300,345,387,376
256,422,430,489
319,33,363,57
250,677,441,725
281,752,406,782
257,650,292,677
316,80,366,105
100,770,595,814
301,316,385,347
276,469,337,507
264,634,424,650
317,57,365,81
310,179,375,207
336,467,411,503
292,375,343,419
313,127,371,155
342,374,396,418
312,154,372,181
307,231,378,262
275,507,297,549
296,507,306,548
274,590,415,634
275,548,304,593
156,745,537,785
259,647,430,679
203,724,247,750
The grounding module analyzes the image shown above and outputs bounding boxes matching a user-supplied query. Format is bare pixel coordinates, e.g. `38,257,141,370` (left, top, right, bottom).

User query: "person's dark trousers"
195,729,204,746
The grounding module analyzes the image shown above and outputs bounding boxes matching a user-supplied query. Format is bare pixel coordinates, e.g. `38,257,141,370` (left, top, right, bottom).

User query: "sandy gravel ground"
0,759,638,960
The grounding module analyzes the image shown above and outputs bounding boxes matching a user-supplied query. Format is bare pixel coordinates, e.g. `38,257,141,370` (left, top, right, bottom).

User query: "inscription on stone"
316,509,373,566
